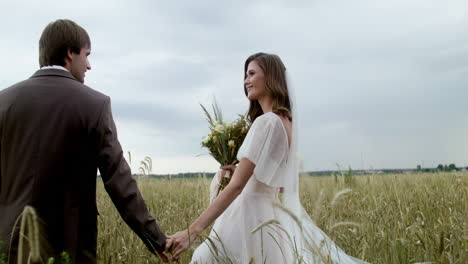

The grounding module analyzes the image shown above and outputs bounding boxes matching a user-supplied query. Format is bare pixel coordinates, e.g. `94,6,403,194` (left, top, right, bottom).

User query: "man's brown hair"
39,19,90,67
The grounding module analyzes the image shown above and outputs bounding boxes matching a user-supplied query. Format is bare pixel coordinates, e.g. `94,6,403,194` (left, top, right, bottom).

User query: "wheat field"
95,172,467,264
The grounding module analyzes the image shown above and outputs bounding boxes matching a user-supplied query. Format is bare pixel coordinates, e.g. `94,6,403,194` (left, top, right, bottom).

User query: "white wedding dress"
190,112,369,264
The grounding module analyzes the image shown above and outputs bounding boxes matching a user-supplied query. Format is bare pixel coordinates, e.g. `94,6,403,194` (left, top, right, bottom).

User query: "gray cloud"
1,0,467,172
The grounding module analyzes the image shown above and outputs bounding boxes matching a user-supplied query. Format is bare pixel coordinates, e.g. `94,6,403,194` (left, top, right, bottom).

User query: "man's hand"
157,251,170,263
152,239,170,263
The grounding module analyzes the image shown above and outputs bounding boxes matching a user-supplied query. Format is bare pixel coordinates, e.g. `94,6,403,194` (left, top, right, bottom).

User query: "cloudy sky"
1,0,467,173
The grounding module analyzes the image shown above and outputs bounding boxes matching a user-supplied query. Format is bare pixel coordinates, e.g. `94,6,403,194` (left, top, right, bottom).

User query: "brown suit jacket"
0,69,166,263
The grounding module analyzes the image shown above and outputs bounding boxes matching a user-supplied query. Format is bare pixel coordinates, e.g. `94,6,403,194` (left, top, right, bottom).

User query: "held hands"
161,166,236,262
165,229,199,262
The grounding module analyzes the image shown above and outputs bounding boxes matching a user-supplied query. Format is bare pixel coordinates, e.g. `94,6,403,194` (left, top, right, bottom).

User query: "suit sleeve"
95,97,166,253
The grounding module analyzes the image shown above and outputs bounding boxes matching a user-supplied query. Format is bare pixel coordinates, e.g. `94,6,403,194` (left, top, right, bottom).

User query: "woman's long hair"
244,52,292,123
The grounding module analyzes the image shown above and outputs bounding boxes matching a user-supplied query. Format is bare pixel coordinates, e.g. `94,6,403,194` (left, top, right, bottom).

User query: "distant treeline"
115,165,467,179
433,164,465,172
135,172,216,178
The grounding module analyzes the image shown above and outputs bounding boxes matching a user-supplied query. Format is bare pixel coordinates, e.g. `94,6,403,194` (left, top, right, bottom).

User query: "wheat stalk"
17,206,41,264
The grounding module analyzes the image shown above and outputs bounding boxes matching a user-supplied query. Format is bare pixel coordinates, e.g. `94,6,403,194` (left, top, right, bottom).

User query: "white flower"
214,124,225,133
228,140,235,148
203,135,211,144
212,135,218,143
224,121,233,127
213,120,219,126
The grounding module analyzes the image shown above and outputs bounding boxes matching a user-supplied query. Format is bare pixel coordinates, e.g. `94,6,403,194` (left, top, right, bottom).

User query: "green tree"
448,163,457,171
437,164,444,171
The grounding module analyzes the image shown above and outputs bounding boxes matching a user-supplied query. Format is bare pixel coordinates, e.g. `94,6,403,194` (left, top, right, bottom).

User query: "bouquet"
200,101,250,196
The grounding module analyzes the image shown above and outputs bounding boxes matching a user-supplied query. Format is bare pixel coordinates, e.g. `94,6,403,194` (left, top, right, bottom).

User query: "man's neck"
40,65,69,72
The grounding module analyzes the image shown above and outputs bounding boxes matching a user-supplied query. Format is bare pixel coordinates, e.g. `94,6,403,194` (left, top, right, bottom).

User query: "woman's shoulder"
253,112,281,124
254,112,286,129
250,112,286,135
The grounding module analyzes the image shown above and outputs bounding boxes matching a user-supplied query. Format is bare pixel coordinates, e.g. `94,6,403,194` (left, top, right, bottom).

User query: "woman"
166,53,368,263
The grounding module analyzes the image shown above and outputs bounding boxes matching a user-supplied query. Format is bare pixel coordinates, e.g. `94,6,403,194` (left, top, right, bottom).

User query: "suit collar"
30,68,79,82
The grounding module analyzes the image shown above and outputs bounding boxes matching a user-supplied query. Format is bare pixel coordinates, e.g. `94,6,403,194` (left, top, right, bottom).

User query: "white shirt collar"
40,65,69,72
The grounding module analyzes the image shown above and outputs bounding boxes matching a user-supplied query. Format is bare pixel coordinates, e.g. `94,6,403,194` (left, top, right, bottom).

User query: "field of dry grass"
95,172,467,264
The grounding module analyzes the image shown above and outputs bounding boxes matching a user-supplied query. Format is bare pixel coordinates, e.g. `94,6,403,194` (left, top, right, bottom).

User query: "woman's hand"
220,165,236,178
165,229,199,261
166,160,254,262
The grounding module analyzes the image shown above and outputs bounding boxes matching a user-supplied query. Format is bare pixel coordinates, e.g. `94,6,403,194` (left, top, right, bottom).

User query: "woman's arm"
166,158,255,258
191,159,254,233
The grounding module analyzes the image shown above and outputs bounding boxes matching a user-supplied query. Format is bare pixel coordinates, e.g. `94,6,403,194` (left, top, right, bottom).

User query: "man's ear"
65,48,73,63
63,48,74,69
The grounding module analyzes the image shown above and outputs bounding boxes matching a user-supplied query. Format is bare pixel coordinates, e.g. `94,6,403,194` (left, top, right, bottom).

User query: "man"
0,19,168,263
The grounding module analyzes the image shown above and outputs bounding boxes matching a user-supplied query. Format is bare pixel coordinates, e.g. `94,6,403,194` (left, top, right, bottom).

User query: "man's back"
0,19,168,263
0,69,166,263
0,69,108,260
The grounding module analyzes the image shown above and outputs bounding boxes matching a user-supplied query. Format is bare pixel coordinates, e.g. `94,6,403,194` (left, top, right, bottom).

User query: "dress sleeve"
237,114,288,187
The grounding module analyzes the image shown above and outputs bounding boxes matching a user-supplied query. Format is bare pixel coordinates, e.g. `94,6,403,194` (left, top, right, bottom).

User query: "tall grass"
3,206,71,264
96,172,467,263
